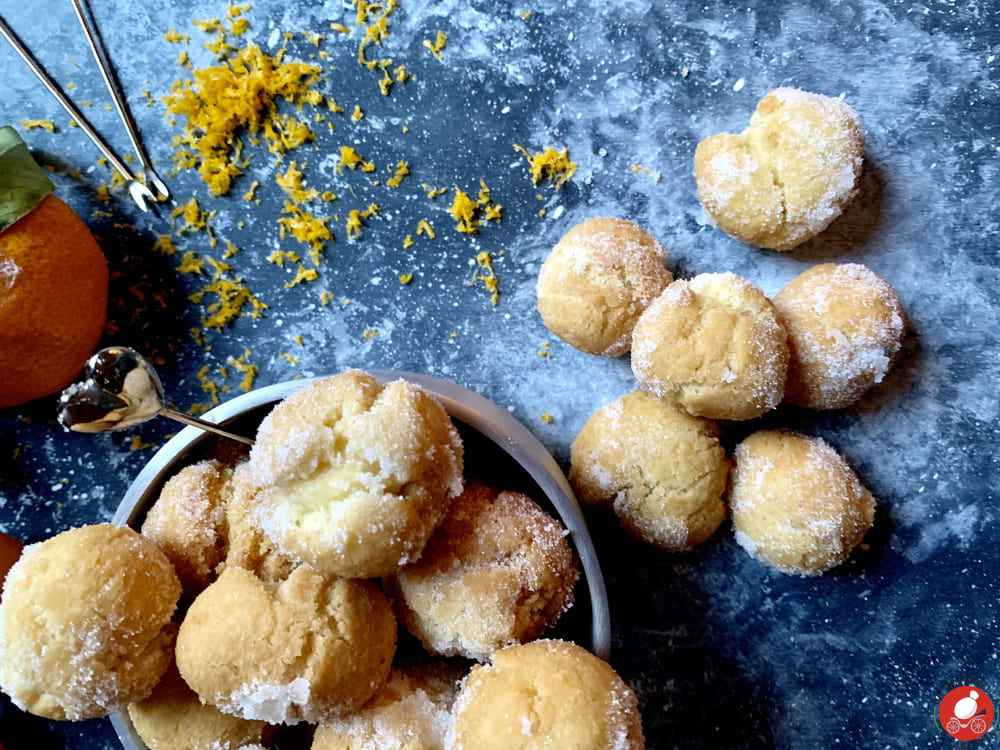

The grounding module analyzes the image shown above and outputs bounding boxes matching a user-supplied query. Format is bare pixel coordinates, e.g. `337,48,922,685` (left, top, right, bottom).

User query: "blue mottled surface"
0,1,998,748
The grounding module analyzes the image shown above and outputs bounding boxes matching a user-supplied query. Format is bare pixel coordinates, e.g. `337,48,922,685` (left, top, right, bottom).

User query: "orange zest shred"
188,256,268,331
162,34,323,195
386,160,409,188
346,203,381,240
267,249,301,267
284,264,319,289
423,30,447,60
513,144,577,190
336,145,375,173
20,119,57,132
448,189,480,234
227,348,258,391
448,181,502,234
276,160,319,203
164,29,191,44
470,250,501,305
278,201,333,262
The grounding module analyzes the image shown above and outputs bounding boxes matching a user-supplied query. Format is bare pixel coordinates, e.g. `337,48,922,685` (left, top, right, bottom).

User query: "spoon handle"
160,408,255,446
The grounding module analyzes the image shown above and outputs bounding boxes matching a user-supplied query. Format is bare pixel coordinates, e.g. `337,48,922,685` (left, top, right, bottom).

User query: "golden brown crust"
175,565,397,725
447,639,644,750
0,524,180,720
128,662,267,750
220,462,299,583
141,459,232,598
385,484,579,662
570,390,728,551
728,430,876,575
536,217,672,356
248,370,465,579
694,87,864,250
631,273,788,421
773,263,905,410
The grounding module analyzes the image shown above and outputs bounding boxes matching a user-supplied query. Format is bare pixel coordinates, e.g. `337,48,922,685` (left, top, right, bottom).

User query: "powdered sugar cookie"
128,662,267,750
311,661,463,750
385,484,579,662
175,565,396,725
536,217,672,356
141,458,232,598
773,263,905,410
0,524,180,720
570,390,728,551
631,272,788,421
447,639,644,750
695,87,864,250
248,370,464,579
728,430,876,575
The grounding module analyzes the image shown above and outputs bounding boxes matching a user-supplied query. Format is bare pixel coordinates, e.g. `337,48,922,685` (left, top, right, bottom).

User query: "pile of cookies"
538,87,904,576
0,370,644,749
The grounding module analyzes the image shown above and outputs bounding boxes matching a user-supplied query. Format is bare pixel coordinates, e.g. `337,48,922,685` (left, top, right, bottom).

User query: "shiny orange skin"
0,194,108,408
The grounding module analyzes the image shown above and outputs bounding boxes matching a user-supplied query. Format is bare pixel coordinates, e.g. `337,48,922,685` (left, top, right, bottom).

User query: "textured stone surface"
0,1,998,747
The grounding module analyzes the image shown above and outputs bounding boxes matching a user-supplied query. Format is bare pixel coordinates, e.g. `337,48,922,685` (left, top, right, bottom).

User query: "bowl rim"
110,369,611,750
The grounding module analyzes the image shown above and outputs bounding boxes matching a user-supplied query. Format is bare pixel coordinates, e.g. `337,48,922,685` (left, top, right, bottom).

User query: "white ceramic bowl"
110,370,610,750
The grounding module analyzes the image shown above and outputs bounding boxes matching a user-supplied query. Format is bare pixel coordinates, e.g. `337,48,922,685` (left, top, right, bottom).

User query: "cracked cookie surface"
248,370,464,579
694,87,864,250
447,639,644,750
570,389,728,551
631,272,788,421
175,565,396,725
536,217,672,356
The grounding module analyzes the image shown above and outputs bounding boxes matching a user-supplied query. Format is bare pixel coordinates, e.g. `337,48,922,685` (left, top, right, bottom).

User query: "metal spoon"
57,346,254,445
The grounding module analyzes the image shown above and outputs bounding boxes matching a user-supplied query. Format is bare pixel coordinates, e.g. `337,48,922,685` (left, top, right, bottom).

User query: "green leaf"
0,125,56,233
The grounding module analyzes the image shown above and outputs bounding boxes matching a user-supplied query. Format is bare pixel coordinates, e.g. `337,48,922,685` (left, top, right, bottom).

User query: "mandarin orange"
0,194,108,408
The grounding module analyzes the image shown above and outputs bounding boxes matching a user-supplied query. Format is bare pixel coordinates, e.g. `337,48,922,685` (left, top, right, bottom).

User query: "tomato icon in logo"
939,686,994,741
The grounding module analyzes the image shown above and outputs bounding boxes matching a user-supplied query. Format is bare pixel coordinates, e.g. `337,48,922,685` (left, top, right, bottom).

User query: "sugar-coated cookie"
141,458,231,598
536,217,672,356
221,462,298,583
447,639,644,750
248,370,464,579
175,565,396,725
0,524,180,720
773,263,905,410
570,390,728,551
128,662,267,750
385,484,578,662
311,661,463,750
695,87,864,250
728,430,876,575
631,272,788,420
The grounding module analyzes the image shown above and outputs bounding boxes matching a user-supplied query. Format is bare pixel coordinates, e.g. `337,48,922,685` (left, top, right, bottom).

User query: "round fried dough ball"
536,217,672,356
175,565,396,725
447,639,644,750
311,661,463,750
385,484,579,662
248,369,464,579
772,263,905,410
728,430,876,575
141,459,232,598
0,523,180,720
128,662,267,750
570,390,728,551
221,462,298,584
694,87,864,250
631,273,788,421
